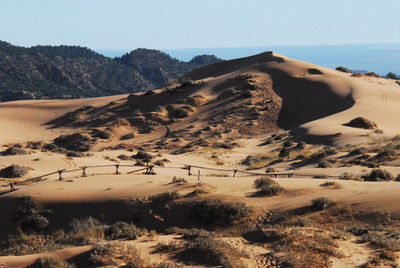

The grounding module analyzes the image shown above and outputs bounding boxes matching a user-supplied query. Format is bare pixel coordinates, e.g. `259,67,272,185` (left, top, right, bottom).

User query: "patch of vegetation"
361,231,400,251
132,150,153,162
91,129,111,139
253,177,285,196
1,144,27,155
120,132,135,140
53,133,94,152
183,235,248,267
336,66,352,73
362,169,394,181
171,177,187,184
311,197,333,210
89,242,146,266
320,181,342,189
343,117,377,129
190,199,252,224
24,257,75,268
105,222,145,240
13,195,50,232
0,164,29,178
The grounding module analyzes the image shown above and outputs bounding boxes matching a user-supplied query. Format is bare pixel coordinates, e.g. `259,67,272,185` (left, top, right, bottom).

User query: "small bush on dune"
190,199,252,224
1,145,27,156
253,177,276,188
24,257,75,268
259,185,284,196
296,141,306,150
120,132,135,140
184,236,247,267
336,66,352,73
14,195,50,232
150,190,181,205
91,129,111,139
279,148,290,158
339,172,361,181
69,217,104,243
362,169,394,181
0,164,29,178
171,177,187,184
89,242,145,266
311,197,332,210
253,177,284,196
105,222,144,240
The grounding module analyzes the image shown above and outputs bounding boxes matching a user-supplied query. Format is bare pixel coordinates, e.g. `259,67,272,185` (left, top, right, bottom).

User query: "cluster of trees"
0,41,221,102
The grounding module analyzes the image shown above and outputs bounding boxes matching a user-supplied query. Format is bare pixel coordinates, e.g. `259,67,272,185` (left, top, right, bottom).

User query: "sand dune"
1,53,400,267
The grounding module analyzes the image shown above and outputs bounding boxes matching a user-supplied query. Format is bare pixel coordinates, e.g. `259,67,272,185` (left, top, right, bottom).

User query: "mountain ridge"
0,41,221,102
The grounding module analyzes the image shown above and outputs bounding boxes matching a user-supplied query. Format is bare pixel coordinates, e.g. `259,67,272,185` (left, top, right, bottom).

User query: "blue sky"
0,0,399,49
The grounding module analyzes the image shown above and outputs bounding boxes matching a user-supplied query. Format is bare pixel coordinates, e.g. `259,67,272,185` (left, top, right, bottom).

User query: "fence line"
7,161,342,191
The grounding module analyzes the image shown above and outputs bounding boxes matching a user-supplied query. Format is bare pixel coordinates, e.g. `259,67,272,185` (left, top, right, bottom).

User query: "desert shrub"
364,72,380,78
253,177,284,196
311,197,332,210
320,181,342,189
265,167,276,173
89,242,145,266
1,145,27,155
168,108,190,118
336,66,352,73
154,159,166,166
259,185,284,196
296,141,306,150
118,154,131,160
65,151,84,157
105,222,144,240
120,132,135,140
318,161,331,168
339,172,361,181
361,231,400,251
171,177,187,184
26,141,43,150
14,195,50,232
253,177,276,188
91,129,111,139
279,148,290,158
24,257,75,268
343,117,377,129
184,236,247,267
362,169,394,181
132,151,153,162
0,164,29,178
348,147,367,156
283,139,294,147
190,199,252,224
150,190,181,205
69,217,104,243
386,72,398,79
53,133,94,152
379,249,397,261
157,262,186,268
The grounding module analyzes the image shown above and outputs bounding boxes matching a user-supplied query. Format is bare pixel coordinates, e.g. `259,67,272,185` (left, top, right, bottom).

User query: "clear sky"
1,0,399,50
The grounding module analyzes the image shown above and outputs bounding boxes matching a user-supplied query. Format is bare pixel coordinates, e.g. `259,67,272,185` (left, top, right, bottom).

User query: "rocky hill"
0,41,221,101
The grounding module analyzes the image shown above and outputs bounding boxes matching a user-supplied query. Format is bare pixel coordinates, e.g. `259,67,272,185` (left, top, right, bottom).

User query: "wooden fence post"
233,169,238,178
82,166,87,177
197,169,201,181
188,165,192,176
58,169,63,181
